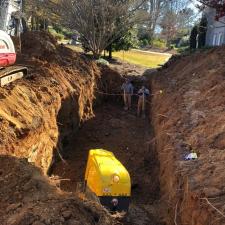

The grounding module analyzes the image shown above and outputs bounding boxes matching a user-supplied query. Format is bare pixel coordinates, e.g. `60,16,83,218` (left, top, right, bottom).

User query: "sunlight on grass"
66,45,83,52
113,50,171,68
66,45,171,68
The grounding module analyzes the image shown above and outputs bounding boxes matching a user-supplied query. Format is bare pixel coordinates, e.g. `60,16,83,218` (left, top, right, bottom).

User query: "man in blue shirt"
121,78,134,110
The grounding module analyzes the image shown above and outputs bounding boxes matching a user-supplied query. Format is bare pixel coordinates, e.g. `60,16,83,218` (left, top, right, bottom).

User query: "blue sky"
189,0,202,20
190,0,199,12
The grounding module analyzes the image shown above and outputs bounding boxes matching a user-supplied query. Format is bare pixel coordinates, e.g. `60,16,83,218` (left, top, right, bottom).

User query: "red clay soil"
151,47,225,225
0,155,115,225
0,31,121,225
0,31,101,173
6,30,225,225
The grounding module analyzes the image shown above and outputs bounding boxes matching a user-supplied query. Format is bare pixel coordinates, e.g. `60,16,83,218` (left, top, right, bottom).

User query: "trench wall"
0,60,99,174
151,48,225,225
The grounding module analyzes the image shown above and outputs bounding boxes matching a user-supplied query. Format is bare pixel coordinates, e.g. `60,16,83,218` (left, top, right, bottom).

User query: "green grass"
66,45,83,52
48,27,64,41
113,50,171,68
66,46,171,68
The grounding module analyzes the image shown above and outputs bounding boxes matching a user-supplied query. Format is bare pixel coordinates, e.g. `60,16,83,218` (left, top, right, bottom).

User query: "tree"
160,0,196,46
137,0,166,43
106,28,139,59
190,25,198,49
58,0,145,58
197,0,225,20
160,10,178,46
23,0,60,31
198,16,207,48
0,0,8,29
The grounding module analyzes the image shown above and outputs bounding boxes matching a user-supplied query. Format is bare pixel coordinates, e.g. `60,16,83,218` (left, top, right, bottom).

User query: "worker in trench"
137,85,150,118
121,78,134,110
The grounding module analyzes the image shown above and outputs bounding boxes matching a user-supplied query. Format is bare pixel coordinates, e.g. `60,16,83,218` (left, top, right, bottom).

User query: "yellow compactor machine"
84,149,131,211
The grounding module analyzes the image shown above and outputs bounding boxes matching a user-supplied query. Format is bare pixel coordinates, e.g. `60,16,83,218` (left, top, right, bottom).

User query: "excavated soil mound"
20,31,93,70
0,31,102,173
151,47,225,225
0,155,115,225
0,31,122,224
21,31,60,62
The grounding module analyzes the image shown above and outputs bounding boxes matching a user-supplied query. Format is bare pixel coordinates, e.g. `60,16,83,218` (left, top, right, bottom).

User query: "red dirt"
0,31,119,225
3,30,225,225
151,47,225,225
0,31,100,173
0,155,115,225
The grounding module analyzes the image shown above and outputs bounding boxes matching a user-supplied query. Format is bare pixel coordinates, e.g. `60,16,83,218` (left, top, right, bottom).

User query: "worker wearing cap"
137,85,150,118
121,79,134,110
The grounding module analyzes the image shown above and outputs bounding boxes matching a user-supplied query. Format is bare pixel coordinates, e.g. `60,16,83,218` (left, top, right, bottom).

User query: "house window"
218,33,223,45
212,34,217,46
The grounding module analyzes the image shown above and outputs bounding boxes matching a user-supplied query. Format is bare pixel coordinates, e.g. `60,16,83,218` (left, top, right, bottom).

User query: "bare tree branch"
58,0,144,57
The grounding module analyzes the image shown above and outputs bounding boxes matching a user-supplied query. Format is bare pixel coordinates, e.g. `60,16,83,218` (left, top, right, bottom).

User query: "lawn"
66,45,171,68
66,45,83,52
113,50,171,68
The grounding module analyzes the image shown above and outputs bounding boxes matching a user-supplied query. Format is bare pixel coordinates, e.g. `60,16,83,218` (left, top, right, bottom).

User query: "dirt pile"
151,47,225,225
20,31,94,69
0,31,122,225
0,31,101,174
0,155,115,225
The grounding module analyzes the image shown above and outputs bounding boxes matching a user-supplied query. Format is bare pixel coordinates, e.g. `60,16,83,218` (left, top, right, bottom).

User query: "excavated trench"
2,31,225,225
4,31,221,225
52,90,163,225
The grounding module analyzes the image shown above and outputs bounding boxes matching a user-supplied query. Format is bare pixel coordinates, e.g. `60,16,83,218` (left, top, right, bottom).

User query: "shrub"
140,39,149,47
152,38,167,49
48,27,65,41
95,58,110,66
54,33,64,41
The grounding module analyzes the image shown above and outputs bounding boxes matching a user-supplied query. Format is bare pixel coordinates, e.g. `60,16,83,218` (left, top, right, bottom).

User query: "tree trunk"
22,18,28,32
44,19,49,30
92,51,101,59
108,44,112,59
31,15,35,31
36,17,39,31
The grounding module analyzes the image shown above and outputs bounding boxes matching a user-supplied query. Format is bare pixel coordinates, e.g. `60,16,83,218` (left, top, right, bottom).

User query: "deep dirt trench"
1,31,169,225
52,102,165,225
2,31,225,224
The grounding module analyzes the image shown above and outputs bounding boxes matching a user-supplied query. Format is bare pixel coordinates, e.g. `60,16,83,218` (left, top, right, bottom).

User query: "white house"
205,7,225,46
0,0,23,33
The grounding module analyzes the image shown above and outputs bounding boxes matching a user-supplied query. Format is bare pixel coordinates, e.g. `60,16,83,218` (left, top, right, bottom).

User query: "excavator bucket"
0,66,27,87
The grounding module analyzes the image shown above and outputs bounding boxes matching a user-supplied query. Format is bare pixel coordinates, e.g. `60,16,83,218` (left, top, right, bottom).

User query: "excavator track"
0,65,27,87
